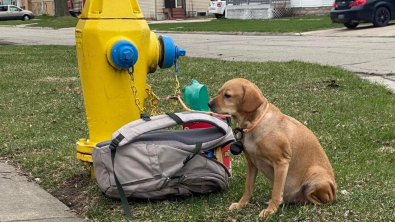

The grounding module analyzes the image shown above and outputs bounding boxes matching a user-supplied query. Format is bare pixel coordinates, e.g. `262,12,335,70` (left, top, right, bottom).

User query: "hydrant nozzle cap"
109,40,139,69
158,35,186,69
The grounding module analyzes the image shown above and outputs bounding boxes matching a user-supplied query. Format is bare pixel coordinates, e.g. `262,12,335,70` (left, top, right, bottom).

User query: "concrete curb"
0,160,83,222
153,30,302,36
0,25,57,30
153,30,395,38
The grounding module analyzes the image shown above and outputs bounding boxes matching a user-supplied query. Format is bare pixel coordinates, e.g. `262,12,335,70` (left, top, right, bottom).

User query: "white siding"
322,0,333,6
186,0,210,14
291,0,333,7
301,0,321,7
291,0,302,7
138,0,156,19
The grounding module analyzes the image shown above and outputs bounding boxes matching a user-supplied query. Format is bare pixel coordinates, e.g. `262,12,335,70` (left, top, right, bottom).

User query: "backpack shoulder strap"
112,112,231,146
109,134,132,219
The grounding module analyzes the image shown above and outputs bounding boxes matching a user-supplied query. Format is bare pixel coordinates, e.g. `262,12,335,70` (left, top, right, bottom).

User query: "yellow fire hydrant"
75,0,185,172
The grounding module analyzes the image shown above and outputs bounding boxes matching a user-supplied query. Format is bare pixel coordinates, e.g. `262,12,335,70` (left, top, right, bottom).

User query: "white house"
138,0,210,20
225,0,334,20
290,0,333,16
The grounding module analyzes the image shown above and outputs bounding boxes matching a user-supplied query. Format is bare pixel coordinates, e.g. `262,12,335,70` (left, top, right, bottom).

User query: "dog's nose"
208,101,213,109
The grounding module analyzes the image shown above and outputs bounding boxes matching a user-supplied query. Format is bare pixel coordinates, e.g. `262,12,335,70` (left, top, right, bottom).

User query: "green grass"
0,15,341,32
0,15,78,29
149,16,342,33
1,46,394,221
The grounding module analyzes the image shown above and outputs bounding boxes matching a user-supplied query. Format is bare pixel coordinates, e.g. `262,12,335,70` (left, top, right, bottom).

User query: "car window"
0,6,8,12
10,6,21,11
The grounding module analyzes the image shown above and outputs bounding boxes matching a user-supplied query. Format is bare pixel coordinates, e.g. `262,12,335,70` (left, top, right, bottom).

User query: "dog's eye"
224,93,231,98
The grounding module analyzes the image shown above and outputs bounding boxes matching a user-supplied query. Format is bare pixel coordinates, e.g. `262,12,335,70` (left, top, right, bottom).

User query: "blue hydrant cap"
158,35,186,68
110,40,138,69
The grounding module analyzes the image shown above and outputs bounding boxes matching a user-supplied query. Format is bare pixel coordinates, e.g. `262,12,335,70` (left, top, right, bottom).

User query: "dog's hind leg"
303,167,337,204
306,180,336,204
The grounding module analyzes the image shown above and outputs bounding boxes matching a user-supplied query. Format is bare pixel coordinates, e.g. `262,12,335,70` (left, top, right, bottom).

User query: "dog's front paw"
259,208,276,217
229,203,243,211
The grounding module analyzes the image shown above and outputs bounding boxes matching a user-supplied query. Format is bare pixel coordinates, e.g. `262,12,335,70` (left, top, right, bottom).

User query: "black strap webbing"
166,112,183,125
159,143,202,190
109,134,132,219
183,143,201,165
226,117,232,126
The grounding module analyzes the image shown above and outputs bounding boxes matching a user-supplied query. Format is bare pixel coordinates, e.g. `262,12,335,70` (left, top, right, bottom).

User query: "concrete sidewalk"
0,160,83,222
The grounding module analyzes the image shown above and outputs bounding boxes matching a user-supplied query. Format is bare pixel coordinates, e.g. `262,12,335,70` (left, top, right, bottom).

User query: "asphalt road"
0,26,394,91
302,23,395,37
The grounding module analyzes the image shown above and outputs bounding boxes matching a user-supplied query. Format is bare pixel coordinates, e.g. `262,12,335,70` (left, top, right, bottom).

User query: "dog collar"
242,103,270,133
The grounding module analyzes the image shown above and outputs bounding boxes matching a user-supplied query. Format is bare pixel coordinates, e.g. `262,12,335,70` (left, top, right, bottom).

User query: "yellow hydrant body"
75,0,185,164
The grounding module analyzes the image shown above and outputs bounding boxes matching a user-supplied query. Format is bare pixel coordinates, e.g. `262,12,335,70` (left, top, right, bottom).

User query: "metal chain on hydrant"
170,59,182,112
145,88,162,116
126,64,145,115
125,58,183,116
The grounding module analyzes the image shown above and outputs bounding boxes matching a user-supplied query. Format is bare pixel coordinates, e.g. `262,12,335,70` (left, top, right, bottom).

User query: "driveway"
302,23,395,37
0,27,75,45
0,25,394,91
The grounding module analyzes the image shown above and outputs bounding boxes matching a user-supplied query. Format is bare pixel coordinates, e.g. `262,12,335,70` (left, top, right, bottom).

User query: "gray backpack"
92,112,234,218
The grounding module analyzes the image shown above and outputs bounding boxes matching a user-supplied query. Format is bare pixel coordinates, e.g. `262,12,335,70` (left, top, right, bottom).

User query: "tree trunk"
54,0,70,16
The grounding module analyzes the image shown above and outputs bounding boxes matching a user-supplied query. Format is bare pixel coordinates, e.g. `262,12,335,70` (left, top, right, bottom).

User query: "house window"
177,0,183,7
2,0,11,5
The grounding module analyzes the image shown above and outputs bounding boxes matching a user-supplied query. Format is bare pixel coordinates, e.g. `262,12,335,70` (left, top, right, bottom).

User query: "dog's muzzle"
208,101,215,112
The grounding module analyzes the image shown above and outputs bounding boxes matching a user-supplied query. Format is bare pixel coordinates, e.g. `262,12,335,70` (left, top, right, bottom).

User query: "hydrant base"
76,139,95,163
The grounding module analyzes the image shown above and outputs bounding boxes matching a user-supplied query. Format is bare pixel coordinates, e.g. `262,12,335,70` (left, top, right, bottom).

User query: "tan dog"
208,78,336,217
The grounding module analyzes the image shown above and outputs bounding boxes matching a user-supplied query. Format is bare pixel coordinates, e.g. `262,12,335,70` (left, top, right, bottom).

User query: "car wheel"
23,15,30,21
215,14,222,19
373,7,390,27
344,22,359,29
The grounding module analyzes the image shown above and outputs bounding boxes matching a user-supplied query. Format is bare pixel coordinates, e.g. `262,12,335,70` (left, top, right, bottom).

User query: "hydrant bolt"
123,50,133,60
175,46,186,59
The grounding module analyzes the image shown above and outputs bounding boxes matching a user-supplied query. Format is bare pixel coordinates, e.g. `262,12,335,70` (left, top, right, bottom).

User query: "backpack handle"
111,112,231,147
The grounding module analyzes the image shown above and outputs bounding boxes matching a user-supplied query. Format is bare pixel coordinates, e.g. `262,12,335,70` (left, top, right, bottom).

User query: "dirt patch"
305,79,339,92
378,146,395,154
0,41,15,45
38,77,78,82
51,173,90,216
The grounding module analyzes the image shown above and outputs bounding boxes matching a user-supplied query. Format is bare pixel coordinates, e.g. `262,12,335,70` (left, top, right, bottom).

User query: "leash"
165,95,231,119
166,95,271,156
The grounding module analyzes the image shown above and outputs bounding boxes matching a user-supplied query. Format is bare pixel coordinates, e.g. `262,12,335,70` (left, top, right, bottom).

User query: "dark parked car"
330,0,395,28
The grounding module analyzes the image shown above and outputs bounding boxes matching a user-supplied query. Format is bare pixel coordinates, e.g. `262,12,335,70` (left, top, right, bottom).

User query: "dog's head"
208,78,264,115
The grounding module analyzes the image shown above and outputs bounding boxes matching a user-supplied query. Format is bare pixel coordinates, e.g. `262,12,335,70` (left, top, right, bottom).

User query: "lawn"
149,16,343,33
0,15,78,29
0,15,342,32
0,46,394,221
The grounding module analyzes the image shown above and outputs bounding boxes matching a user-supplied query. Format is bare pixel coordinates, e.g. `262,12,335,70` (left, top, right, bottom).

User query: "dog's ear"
242,83,264,113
